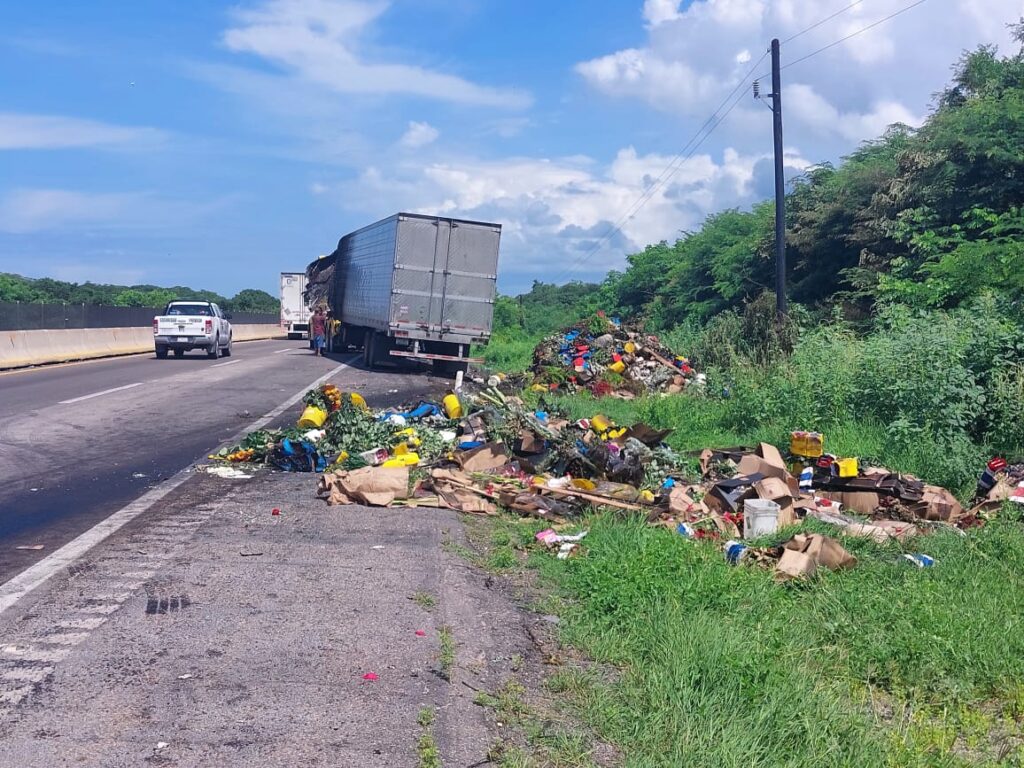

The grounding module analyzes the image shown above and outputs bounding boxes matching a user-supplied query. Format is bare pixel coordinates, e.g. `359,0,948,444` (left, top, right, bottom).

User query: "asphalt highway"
0,340,448,583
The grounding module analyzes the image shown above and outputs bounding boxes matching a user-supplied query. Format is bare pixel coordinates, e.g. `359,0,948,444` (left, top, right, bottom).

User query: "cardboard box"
736,442,791,482
751,477,797,528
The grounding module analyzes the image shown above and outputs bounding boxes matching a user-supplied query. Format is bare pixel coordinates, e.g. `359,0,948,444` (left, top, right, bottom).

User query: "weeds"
411,591,436,610
416,707,441,768
438,625,455,682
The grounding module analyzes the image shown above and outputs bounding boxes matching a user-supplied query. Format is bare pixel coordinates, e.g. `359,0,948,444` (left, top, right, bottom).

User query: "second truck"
305,213,501,373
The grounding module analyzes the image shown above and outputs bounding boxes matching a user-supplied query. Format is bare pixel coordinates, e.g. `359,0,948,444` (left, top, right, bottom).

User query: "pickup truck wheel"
207,334,221,359
173,349,185,358
223,335,232,357
155,346,168,359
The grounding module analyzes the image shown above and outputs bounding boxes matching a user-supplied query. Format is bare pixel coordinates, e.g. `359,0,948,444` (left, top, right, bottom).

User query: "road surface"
0,340,447,583
0,349,555,766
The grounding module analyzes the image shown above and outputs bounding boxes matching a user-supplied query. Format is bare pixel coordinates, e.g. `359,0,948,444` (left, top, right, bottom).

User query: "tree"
229,289,279,314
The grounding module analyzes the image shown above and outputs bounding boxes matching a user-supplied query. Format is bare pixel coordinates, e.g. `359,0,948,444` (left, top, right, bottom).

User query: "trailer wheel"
437,359,469,376
362,332,375,369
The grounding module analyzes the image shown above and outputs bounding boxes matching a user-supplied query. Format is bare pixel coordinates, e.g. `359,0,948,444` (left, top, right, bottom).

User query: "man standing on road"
310,307,327,357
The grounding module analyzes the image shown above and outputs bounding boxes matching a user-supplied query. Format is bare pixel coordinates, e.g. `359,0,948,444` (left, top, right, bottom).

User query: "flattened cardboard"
785,533,856,570
456,443,510,472
777,548,817,579
318,466,410,506
911,484,965,522
625,423,674,446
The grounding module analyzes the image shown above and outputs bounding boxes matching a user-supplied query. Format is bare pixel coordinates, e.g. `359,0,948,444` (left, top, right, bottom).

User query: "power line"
782,0,865,45
551,0,931,283
783,0,930,71
550,50,769,283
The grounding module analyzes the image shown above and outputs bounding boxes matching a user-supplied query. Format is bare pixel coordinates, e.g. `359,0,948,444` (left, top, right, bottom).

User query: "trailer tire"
173,349,185,358
362,332,375,370
437,359,469,376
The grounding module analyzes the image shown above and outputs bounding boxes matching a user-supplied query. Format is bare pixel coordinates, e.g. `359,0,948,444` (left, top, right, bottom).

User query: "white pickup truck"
153,300,233,359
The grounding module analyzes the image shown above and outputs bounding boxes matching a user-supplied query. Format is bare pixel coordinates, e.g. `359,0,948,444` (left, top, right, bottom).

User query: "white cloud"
0,189,235,234
577,0,1022,150
644,0,683,26
0,190,134,233
0,113,166,151
786,83,923,141
330,144,811,284
399,121,439,149
223,0,531,109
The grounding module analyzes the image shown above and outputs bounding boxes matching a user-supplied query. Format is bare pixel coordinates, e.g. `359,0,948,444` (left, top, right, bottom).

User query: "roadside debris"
14,544,45,551
208,371,1012,583
202,465,256,480
530,313,703,396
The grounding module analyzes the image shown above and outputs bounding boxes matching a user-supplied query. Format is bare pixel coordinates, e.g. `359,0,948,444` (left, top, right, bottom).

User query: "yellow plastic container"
382,452,420,467
443,394,463,419
604,427,627,441
297,405,328,429
624,341,636,354
789,431,824,457
590,414,612,434
837,457,858,478
350,392,368,410
609,360,626,374
571,478,597,491
640,489,656,503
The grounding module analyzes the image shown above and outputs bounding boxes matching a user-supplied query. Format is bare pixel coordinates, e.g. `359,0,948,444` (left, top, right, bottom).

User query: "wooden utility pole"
769,38,787,316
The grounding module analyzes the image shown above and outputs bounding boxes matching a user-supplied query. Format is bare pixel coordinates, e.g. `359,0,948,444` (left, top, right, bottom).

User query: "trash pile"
214,381,1018,578
530,313,704,397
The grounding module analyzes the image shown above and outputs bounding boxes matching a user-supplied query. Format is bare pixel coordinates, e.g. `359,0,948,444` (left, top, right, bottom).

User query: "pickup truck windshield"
165,304,212,316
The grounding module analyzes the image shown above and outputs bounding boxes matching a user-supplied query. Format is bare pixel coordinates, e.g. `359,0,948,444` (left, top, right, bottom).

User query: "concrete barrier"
0,325,284,370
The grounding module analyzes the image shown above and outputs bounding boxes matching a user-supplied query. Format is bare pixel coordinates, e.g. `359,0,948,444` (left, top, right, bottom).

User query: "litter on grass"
208,358,1016,582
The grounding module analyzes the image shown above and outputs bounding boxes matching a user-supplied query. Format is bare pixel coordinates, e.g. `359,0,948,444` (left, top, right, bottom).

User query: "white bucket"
743,499,780,538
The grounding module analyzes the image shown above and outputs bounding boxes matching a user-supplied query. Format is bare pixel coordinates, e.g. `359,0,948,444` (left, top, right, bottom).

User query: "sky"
0,0,1020,296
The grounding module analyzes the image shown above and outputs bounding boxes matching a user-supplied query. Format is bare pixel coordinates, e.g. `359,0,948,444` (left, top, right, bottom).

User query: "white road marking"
211,359,240,368
76,604,121,615
1,667,53,683
91,592,132,602
57,617,107,630
0,684,33,704
0,356,358,617
273,348,293,354
1,645,69,663
38,632,89,646
58,381,143,405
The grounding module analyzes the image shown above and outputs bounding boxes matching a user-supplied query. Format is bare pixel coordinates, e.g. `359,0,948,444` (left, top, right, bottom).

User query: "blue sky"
0,0,1018,296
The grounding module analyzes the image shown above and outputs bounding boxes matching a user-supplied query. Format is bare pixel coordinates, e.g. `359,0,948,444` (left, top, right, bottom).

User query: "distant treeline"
0,272,279,314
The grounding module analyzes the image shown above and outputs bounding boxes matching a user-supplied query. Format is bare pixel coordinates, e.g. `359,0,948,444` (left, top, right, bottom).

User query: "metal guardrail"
0,302,278,331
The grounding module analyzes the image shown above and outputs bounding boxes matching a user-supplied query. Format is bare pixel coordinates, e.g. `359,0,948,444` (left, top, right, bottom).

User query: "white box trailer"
325,213,501,373
279,272,311,339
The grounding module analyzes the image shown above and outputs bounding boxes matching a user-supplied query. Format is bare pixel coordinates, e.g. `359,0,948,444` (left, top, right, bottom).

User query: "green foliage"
529,511,1024,767
230,288,279,313
589,37,1024,325
0,272,279,314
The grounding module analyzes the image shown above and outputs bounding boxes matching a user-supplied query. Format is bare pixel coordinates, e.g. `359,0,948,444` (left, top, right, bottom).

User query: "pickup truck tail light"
205,319,213,334
152,318,158,336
